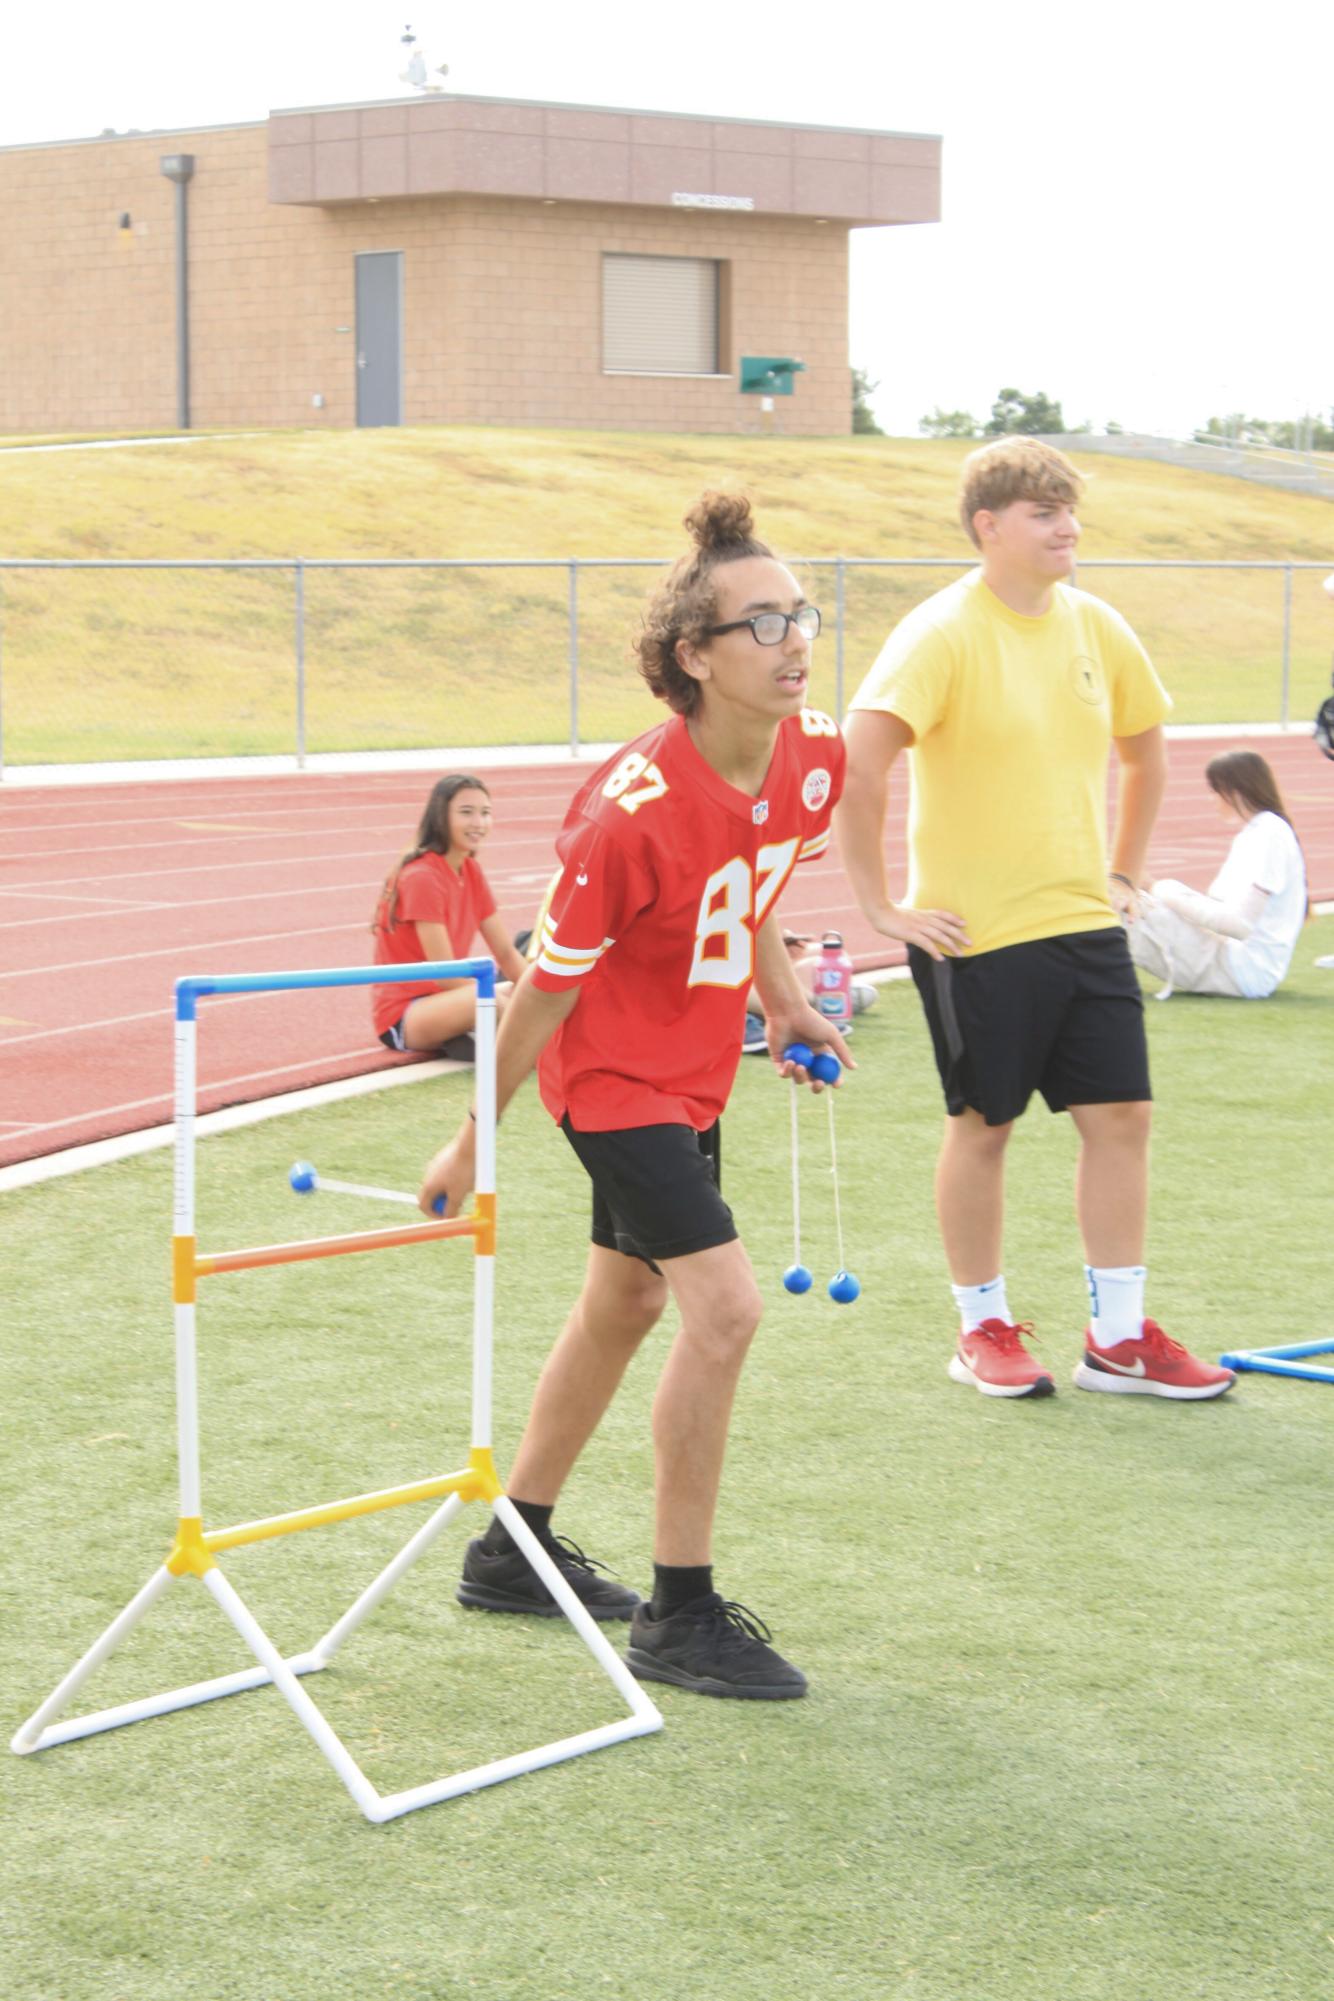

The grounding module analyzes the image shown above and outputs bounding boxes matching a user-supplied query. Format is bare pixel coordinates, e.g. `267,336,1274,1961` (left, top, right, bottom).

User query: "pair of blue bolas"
784,1264,862,1303
780,1042,861,1306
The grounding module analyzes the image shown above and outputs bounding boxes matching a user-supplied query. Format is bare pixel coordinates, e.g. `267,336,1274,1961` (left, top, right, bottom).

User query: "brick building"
0,93,940,437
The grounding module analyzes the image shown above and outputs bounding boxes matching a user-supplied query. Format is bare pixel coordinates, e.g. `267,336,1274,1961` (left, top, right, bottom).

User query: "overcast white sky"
4,1,1327,438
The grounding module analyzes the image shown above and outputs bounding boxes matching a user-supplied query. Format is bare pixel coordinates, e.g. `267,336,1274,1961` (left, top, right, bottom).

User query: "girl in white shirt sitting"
1129,751,1308,998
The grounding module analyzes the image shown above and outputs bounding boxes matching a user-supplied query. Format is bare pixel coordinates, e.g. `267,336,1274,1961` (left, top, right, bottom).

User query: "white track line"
6,1044,427,1142
0,922,363,982
0,1057,465,1191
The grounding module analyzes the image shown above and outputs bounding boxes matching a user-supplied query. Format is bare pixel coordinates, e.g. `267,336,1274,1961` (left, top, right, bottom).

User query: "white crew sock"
1085,1265,1147,1347
951,1276,1011,1333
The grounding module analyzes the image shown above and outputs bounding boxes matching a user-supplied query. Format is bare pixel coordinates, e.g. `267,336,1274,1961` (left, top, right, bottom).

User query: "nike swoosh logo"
1091,1351,1146,1376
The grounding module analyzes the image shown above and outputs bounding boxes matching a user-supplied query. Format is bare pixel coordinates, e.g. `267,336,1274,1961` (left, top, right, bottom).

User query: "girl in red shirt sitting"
371,774,528,1055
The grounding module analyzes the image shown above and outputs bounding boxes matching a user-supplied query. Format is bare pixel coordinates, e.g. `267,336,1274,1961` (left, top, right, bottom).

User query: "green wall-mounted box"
739,356,806,396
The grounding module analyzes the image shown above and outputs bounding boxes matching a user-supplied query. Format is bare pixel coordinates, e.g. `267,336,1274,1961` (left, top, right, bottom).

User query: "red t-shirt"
371,851,497,1036
532,709,845,1131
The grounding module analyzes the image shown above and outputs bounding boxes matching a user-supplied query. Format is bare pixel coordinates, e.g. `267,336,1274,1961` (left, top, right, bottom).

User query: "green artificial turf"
2,921,1332,2000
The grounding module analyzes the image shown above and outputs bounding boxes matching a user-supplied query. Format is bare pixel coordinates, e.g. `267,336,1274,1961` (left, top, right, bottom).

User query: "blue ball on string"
782,1041,814,1071
828,1270,861,1305
809,1051,841,1086
783,1263,814,1295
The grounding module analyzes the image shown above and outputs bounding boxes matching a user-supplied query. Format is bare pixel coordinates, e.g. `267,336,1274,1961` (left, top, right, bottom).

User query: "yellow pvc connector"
165,1516,214,1577
172,1236,197,1304
465,1446,503,1503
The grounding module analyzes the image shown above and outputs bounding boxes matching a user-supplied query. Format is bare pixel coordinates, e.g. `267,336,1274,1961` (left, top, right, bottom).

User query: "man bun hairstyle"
959,437,1084,549
636,491,773,716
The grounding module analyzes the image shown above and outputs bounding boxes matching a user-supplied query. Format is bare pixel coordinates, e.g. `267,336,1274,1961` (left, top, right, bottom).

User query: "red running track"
1,735,1330,1169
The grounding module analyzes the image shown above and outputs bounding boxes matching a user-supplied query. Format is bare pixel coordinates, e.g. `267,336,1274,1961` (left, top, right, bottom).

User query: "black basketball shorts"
908,927,1151,1127
559,1116,737,1268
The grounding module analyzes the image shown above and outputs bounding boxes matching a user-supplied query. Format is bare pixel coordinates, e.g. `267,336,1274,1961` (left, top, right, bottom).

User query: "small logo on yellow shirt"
1070,655,1104,705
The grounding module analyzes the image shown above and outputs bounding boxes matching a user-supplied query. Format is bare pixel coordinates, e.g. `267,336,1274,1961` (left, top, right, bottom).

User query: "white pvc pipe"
370,1713,662,1821
494,1498,662,1725
471,1257,494,1450
173,1014,196,1236
10,1565,173,1753
17,1651,327,1751
473,992,496,1198
173,1010,202,1519
303,1173,421,1208
203,1568,381,1820
174,1302,202,1519
313,1493,464,1662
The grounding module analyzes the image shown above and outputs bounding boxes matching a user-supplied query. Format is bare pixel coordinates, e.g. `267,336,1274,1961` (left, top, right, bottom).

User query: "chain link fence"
1,557,1330,773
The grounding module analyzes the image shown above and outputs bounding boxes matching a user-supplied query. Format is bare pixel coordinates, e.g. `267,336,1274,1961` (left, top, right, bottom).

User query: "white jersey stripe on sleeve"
536,916,614,980
798,831,830,860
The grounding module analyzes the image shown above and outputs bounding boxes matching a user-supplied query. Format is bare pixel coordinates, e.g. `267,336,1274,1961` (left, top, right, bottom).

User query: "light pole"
159,153,195,430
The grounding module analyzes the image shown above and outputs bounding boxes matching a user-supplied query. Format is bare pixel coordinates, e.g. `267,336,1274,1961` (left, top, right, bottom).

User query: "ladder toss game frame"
11,960,663,1822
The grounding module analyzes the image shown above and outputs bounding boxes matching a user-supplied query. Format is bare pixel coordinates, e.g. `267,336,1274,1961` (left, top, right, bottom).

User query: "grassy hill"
1,428,1330,761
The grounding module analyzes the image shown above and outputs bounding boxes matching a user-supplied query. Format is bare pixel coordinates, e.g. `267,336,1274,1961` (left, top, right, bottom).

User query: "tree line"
852,374,1332,451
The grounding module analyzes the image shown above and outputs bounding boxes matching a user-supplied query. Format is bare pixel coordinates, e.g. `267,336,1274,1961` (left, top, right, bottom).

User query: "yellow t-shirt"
850,571,1171,956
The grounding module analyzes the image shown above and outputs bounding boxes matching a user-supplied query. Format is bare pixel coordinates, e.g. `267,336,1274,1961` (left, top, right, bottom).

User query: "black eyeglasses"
704,606,822,646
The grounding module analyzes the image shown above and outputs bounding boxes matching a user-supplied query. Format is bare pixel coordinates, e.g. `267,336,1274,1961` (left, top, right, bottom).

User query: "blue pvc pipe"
176,959,496,1018
1220,1356,1334,1384
1225,1339,1334,1362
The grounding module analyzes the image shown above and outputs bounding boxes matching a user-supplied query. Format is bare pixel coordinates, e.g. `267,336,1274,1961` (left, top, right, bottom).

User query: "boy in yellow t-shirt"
836,437,1233,1402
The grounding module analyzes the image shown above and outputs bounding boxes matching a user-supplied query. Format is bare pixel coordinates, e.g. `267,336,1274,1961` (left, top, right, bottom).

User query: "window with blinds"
603,254,721,375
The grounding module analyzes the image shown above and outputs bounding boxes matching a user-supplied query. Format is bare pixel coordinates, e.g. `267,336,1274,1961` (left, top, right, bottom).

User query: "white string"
826,1090,846,1272
789,1078,802,1266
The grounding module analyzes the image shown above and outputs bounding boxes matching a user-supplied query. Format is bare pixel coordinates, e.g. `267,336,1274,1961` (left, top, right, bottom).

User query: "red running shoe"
1073,1319,1235,1399
948,1319,1055,1398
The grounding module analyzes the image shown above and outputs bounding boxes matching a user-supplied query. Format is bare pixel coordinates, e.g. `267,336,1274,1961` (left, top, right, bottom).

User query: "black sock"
651,1563,714,1620
481,1499,554,1554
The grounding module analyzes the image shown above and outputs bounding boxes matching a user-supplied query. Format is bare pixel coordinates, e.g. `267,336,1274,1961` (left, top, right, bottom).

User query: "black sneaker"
457,1532,640,1621
625,1593,808,1700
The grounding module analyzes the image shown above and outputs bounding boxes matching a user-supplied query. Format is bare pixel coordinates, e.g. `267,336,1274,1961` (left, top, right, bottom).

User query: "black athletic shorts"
908,927,1151,1127
378,1018,475,1061
559,1116,737,1269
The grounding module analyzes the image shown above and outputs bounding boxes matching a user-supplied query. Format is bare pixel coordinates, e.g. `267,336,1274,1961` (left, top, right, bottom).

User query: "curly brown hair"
635,492,773,716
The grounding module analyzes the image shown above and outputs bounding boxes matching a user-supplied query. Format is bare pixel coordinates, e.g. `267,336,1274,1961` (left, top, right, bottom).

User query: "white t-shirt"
1210,811,1306,997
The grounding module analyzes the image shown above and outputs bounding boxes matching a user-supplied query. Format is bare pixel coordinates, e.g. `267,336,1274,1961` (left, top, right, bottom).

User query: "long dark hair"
1205,750,1308,915
1205,750,1290,823
372,773,490,933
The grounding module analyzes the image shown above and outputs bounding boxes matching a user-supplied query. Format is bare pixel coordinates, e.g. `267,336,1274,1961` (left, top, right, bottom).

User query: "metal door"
355,252,403,427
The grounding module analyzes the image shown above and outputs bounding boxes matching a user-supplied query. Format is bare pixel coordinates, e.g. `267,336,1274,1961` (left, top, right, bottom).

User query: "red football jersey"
370,852,497,1035
532,709,845,1131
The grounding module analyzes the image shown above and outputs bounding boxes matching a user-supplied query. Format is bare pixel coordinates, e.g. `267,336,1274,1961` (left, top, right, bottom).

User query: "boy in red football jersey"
419,493,849,1699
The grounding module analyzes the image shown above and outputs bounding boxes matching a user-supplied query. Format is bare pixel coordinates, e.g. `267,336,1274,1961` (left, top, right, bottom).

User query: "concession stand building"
0,93,941,437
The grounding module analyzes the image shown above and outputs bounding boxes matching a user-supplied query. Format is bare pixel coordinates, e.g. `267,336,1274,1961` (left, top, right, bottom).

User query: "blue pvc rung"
1220,1355,1334,1384
176,959,496,1015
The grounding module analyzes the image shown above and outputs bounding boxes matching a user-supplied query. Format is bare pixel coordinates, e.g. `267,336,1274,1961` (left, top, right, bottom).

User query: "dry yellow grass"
0,427,1330,759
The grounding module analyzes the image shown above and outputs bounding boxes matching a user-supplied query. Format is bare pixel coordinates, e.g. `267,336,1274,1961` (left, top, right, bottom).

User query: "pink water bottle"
814,931,853,1030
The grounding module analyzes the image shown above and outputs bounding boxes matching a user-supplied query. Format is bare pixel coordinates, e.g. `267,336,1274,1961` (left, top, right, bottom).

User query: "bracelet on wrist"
1109,871,1135,889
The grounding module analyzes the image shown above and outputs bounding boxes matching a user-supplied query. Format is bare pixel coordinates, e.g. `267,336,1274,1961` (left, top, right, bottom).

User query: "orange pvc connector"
172,1235,197,1303
473,1192,497,1256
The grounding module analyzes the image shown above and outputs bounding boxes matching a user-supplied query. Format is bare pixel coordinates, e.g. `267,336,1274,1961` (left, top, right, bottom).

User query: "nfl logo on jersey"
752,800,769,825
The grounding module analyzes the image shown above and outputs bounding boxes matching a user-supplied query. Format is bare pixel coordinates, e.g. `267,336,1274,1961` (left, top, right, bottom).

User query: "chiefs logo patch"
802,767,832,812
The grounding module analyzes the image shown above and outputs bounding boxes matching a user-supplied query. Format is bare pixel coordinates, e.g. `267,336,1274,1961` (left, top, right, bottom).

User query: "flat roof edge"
268,91,941,144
